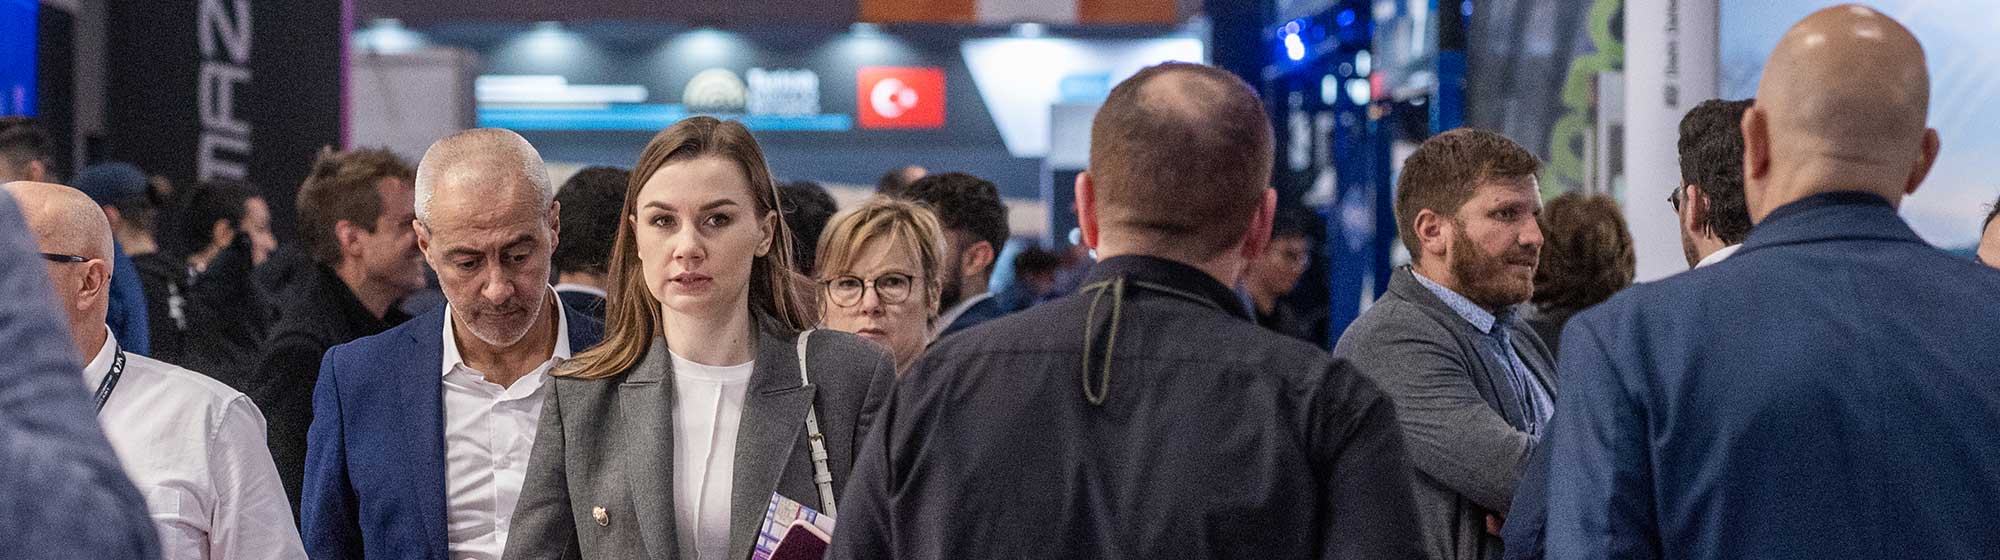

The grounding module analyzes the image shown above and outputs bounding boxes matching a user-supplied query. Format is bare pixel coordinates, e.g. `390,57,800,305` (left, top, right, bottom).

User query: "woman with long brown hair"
504,117,895,560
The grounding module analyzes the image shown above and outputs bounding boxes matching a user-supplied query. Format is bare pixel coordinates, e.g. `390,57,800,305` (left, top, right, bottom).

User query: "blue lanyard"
92,345,127,414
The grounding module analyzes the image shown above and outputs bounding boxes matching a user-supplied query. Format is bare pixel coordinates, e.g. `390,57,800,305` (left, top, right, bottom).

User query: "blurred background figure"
1241,207,1317,343
0,117,52,182
0,186,161,560
76,162,162,259
73,161,158,357
897,172,1011,339
145,179,277,386
874,164,926,197
553,165,631,321
779,179,837,276
996,244,1064,313
1674,98,1757,269
1526,193,1634,355
815,197,947,374
250,147,423,515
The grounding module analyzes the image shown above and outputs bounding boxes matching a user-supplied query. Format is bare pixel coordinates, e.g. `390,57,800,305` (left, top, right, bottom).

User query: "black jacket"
133,251,186,361
829,255,1425,559
248,263,409,515
135,236,269,386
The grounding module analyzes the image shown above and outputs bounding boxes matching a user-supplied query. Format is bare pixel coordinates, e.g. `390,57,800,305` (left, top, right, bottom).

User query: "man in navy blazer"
301,129,603,559
1525,6,2000,559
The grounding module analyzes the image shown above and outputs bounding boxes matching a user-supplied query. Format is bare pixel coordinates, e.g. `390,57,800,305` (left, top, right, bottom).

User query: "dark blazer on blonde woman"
502,315,895,560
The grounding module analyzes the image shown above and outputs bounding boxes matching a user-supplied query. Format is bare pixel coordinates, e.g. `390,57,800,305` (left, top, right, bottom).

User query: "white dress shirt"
440,299,572,560
82,328,306,560
669,351,756,560
1695,243,1742,268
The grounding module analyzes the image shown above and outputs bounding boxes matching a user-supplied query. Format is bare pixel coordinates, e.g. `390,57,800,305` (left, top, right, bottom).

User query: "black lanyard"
92,345,127,414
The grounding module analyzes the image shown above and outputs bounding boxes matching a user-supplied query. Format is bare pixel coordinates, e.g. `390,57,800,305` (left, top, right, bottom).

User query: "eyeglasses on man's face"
41,253,90,264
823,272,916,308
1668,185,1686,213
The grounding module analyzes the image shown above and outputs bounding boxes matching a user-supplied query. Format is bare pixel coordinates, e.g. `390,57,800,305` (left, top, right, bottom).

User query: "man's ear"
1907,128,1941,197
209,219,235,250
413,218,433,255
961,240,996,278
1741,106,1773,222
1683,184,1709,237
77,258,112,311
547,200,562,252
335,219,366,258
1240,189,1276,262
1413,207,1451,261
1074,172,1099,249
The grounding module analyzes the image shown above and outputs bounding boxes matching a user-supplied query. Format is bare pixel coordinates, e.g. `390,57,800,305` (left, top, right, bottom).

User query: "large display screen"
0,0,36,116
1723,0,1999,252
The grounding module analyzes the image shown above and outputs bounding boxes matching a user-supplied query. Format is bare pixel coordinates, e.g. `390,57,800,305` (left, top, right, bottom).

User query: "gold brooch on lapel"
592,506,610,527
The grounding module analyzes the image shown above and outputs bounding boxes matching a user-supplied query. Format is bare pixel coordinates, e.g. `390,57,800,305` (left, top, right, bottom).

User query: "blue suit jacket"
301,301,603,559
936,294,1008,339
107,239,150,356
1528,192,2000,559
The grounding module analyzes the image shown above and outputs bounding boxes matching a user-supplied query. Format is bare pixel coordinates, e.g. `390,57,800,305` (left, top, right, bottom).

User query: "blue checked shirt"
1412,272,1554,437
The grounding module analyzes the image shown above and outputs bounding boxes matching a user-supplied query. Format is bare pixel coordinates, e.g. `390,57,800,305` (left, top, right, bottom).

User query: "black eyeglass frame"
821,272,918,308
40,253,90,264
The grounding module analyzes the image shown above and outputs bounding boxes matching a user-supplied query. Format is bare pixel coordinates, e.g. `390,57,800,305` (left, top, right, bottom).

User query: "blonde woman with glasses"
813,197,947,375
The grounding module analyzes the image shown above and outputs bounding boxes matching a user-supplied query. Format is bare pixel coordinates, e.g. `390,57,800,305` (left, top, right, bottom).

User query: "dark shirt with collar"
829,255,1423,559
248,263,411,515
1516,192,2000,559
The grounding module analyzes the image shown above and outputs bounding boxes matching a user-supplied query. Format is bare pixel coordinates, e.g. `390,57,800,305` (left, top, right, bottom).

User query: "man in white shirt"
1674,98,1757,269
6,180,305,560
300,129,603,560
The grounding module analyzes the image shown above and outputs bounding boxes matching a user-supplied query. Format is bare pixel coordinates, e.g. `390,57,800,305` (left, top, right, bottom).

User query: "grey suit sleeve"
1336,306,1533,513
853,344,897,454
504,379,583,560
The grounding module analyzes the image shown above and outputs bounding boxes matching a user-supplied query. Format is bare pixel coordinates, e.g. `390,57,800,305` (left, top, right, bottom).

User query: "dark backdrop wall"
104,0,347,240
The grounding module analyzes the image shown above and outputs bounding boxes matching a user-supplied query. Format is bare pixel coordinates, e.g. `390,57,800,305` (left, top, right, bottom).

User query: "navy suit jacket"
301,301,603,559
1525,192,2000,559
936,294,1008,339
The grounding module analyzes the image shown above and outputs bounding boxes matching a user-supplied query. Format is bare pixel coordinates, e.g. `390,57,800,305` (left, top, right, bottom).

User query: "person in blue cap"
69,163,155,356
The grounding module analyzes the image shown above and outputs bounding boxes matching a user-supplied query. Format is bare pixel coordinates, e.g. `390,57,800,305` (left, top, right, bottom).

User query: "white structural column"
1624,0,1720,281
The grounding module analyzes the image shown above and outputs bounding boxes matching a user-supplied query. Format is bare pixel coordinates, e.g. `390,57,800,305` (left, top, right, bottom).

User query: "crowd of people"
4,5,2000,560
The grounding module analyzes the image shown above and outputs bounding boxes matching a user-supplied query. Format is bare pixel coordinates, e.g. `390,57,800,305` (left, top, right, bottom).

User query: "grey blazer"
502,319,896,560
1332,267,1557,560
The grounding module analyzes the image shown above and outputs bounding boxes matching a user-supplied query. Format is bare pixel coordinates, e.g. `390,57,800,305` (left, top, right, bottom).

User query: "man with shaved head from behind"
299,129,603,559
830,62,1422,559
1523,6,2000,559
